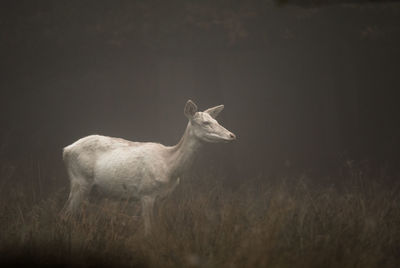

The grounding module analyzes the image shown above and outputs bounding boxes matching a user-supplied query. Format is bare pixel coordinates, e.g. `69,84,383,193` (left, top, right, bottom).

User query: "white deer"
62,100,236,234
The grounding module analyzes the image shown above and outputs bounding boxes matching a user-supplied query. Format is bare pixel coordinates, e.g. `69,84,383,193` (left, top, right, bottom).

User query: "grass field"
0,160,399,267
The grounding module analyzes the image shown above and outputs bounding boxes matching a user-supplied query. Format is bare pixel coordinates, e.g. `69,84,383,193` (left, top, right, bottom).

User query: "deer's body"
64,136,177,199
63,100,235,234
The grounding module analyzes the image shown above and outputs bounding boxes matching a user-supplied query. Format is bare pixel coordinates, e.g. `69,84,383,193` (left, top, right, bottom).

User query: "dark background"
1,0,400,182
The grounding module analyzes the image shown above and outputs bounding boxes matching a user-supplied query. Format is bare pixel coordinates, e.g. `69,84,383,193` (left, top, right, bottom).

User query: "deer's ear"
184,100,198,119
204,105,224,118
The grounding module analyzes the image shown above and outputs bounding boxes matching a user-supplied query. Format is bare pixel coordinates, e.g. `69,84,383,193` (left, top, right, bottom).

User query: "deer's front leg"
165,177,180,197
141,195,155,236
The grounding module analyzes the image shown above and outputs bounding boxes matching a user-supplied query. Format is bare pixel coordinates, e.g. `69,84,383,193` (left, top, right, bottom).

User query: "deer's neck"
166,122,202,177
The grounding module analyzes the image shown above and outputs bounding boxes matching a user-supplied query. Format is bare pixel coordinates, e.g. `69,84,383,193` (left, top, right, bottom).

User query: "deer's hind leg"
64,174,91,216
62,150,94,216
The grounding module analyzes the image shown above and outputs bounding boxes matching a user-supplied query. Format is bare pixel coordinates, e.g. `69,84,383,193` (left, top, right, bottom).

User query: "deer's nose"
229,133,236,140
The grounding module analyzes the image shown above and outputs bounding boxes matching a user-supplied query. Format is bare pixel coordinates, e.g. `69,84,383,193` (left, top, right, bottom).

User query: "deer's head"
184,100,236,143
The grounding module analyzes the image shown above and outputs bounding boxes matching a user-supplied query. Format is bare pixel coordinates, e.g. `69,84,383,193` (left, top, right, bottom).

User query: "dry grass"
0,162,399,267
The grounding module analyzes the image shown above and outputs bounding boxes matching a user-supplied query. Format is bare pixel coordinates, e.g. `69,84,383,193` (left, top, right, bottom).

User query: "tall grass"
0,161,399,267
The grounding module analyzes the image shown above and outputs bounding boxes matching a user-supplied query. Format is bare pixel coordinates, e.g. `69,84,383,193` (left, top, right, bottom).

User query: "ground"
0,161,399,267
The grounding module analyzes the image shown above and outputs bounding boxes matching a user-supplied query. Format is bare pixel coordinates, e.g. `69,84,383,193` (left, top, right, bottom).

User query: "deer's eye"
202,121,211,126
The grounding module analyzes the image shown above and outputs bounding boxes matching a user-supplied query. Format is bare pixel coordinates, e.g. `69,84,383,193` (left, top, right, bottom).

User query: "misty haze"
0,1,400,267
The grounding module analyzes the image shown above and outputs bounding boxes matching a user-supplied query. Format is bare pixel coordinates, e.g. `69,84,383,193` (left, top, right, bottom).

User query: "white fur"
63,100,236,235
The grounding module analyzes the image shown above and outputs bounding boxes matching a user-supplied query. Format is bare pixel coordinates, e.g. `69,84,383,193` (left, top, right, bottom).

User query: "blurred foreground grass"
0,161,399,267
